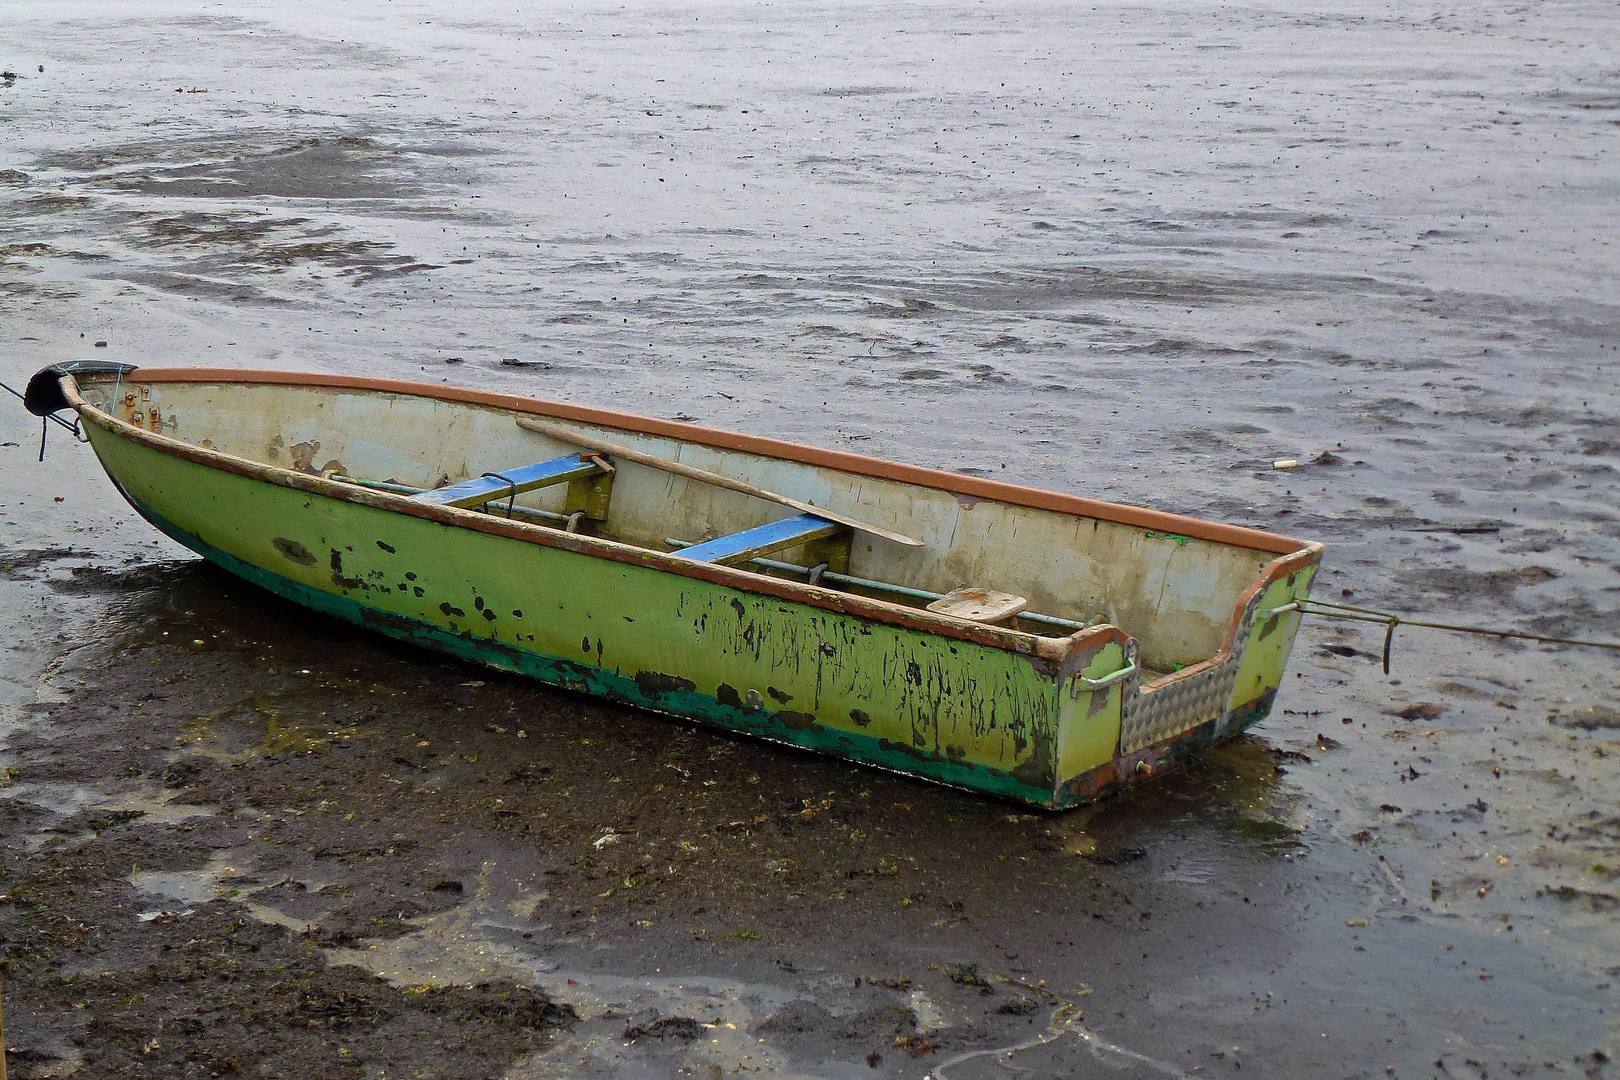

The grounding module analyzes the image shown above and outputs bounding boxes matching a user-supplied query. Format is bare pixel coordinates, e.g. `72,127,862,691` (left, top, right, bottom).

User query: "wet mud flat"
0,557,1250,1080
1,0,1618,1074
1,541,1615,1078
0,559,1309,1079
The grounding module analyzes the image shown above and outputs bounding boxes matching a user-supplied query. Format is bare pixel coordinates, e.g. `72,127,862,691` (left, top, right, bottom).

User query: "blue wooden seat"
413,453,605,510
671,514,845,567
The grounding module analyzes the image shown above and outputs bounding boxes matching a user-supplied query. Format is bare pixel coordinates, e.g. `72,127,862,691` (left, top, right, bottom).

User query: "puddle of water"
179,690,339,760
243,901,316,933
907,989,947,1035
128,850,242,907
124,846,344,933
135,907,194,922
1040,803,1107,857
8,780,215,828
333,922,824,1077
0,700,24,742
324,861,873,1078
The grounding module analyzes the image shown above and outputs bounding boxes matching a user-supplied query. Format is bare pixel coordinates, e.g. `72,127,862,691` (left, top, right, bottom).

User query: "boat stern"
1049,544,1322,810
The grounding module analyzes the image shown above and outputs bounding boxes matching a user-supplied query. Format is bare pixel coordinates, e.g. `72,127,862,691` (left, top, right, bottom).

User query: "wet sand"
1,1,1617,1076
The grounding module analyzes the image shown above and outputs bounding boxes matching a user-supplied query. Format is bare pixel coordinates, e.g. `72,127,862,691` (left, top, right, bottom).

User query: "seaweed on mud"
0,833,571,1079
623,1012,703,1040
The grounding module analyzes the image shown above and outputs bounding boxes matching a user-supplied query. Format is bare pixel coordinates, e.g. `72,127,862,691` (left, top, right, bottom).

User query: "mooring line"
930,975,1190,1080
0,378,84,462
1073,1027,1197,1078
1281,597,1620,674
929,1000,1084,1079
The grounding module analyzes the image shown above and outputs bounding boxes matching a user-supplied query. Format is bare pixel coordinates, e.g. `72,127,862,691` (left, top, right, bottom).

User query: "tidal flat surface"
0,1,1616,1076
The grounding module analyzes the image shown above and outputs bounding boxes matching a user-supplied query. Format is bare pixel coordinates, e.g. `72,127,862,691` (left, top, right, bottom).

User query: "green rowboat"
24,362,1321,809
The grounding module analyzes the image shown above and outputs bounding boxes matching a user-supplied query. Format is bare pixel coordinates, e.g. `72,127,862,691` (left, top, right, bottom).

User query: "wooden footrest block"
926,587,1028,625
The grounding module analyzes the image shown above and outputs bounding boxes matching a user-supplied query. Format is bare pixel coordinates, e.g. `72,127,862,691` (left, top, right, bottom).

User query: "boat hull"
68,373,1317,809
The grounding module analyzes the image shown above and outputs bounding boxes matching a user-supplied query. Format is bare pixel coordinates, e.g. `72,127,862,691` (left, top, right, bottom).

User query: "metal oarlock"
479,471,520,518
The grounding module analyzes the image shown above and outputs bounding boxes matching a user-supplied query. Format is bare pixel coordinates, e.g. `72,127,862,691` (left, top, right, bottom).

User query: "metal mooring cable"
1284,597,1620,674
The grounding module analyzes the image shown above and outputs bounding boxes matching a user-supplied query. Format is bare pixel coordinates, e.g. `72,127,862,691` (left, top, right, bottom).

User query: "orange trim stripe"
126,367,1309,555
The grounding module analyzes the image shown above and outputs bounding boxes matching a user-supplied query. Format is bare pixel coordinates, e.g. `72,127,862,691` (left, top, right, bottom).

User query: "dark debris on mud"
0,847,570,1080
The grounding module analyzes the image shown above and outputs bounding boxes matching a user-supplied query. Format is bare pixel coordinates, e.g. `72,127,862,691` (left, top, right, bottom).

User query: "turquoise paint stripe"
127,492,1059,807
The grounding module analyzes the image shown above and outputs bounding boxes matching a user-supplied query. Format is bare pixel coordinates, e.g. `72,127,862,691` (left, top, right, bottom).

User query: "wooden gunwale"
124,367,1309,554
64,370,1322,678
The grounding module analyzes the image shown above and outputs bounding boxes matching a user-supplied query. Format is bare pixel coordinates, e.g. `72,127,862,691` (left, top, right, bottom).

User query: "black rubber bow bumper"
24,361,140,415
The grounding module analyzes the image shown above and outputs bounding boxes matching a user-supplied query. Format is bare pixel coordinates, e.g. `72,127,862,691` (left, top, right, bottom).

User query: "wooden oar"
515,416,924,548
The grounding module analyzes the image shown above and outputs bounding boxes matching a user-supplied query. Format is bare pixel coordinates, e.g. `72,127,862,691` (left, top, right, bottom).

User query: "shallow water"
1,0,1617,1076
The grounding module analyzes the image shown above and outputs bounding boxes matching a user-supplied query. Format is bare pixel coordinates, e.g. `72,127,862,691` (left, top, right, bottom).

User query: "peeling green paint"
81,413,1311,810
90,425,1118,806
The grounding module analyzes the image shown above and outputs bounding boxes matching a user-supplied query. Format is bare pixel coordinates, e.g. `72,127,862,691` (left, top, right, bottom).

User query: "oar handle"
515,416,924,548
